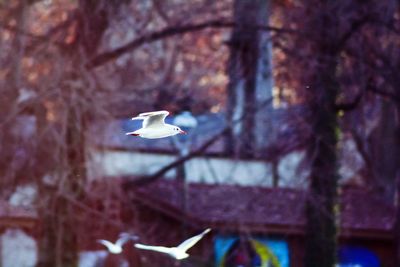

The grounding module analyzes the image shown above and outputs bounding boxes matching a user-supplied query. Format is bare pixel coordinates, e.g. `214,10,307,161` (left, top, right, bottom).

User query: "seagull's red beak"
179,130,187,135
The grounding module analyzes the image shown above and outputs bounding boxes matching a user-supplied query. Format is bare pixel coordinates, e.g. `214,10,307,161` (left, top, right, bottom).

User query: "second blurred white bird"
134,228,211,260
126,110,186,139
97,233,139,254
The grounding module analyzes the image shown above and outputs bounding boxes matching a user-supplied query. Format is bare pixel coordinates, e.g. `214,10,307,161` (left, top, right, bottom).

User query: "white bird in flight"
125,110,186,139
134,228,211,260
97,233,139,254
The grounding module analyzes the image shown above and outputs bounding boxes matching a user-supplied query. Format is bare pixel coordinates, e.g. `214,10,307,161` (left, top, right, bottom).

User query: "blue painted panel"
338,246,380,267
214,236,239,266
256,237,290,267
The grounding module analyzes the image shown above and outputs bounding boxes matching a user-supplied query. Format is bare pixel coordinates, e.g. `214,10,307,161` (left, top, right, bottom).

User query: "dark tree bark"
225,0,273,158
35,105,59,267
61,103,87,266
36,1,128,266
36,82,87,267
395,103,400,266
395,172,400,267
304,2,340,267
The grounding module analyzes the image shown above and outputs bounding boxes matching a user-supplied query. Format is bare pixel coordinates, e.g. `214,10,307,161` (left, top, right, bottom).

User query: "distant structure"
225,0,274,157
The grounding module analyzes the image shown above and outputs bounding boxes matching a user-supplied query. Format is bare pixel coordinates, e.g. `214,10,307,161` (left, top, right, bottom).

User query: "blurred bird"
134,228,211,260
97,232,139,254
125,110,186,139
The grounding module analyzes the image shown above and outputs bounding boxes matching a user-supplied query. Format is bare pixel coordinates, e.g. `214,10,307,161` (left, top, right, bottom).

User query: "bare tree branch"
129,128,229,186
337,15,372,50
335,87,364,111
86,19,295,69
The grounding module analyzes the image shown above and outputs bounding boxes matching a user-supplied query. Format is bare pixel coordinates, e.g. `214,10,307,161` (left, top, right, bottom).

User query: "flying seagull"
125,110,186,139
97,232,139,254
134,228,211,260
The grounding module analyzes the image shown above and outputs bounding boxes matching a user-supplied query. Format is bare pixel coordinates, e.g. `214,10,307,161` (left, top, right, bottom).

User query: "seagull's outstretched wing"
115,235,130,247
134,243,172,254
118,232,139,241
131,110,169,128
177,228,211,252
97,239,114,250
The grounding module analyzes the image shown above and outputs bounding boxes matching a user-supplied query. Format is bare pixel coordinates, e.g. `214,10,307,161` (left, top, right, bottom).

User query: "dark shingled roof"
127,180,395,239
0,201,37,219
0,201,37,229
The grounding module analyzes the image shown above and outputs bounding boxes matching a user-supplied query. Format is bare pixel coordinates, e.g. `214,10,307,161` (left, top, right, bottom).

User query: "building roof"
0,201,37,229
126,180,395,239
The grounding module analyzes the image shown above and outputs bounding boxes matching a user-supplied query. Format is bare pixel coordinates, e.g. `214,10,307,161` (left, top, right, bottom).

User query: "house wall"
88,150,309,188
124,199,396,267
1,228,37,267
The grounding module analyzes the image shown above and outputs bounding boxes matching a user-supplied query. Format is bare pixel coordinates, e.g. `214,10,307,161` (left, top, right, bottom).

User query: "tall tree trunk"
61,103,87,266
36,92,87,267
304,2,339,267
35,106,58,267
225,0,273,158
395,172,400,266
394,104,400,266
36,1,126,265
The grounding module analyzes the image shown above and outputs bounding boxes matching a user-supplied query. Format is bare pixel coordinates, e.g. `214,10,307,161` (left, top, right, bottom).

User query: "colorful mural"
214,236,289,267
337,246,380,267
215,236,380,267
